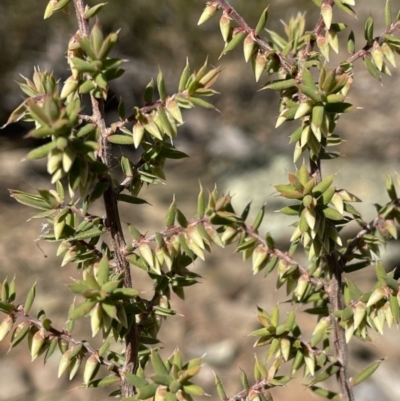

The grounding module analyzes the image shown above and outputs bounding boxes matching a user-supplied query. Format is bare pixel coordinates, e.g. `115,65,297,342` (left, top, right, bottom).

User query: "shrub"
1,1,400,400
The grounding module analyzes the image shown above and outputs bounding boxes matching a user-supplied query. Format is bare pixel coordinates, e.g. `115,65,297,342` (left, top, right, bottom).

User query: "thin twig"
339,216,381,267
12,305,120,373
124,216,327,289
304,0,335,57
213,0,293,74
338,20,400,72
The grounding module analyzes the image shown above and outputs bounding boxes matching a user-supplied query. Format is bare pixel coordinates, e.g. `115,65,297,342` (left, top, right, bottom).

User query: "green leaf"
71,57,98,74
260,78,296,91
102,301,118,320
364,56,381,81
255,6,269,36
157,68,167,102
0,301,14,314
297,83,321,103
124,372,148,389
253,205,265,230
126,253,149,271
187,96,216,109
118,194,150,205
178,59,191,91
364,14,374,43
151,349,169,375
110,287,138,299
108,134,134,145
97,255,109,286
322,207,343,221
176,208,188,228
10,324,30,348
52,0,72,12
25,141,57,160
152,374,173,386
385,0,392,26
24,282,36,313
69,300,97,320
73,226,105,240
214,374,227,400
142,80,155,105
183,384,206,396
309,364,340,386
350,359,383,386
302,66,319,92
88,374,121,388
385,174,397,201
157,107,174,138
333,0,356,17
312,174,334,196
275,184,303,199
84,3,107,19
9,190,51,210
137,383,158,400
220,32,246,58
347,30,355,54
165,196,176,227
44,338,58,362
309,386,341,400
98,336,112,357
324,102,354,113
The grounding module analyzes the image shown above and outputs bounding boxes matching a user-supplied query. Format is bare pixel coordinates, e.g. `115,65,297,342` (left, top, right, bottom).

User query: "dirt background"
1,1,400,400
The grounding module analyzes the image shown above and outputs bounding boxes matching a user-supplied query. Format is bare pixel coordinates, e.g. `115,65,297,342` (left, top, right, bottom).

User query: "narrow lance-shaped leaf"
255,6,269,35
321,3,333,30
220,32,246,58
24,282,36,313
57,350,72,378
151,349,169,375
350,359,383,387
157,68,167,102
157,107,174,138
385,0,392,27
0,316,13,341
334,0,356,17
347,30,355,54
364,15,374,44
179,59,191,91
84,3,107,19
260,78,296,91
70,300,97,320
165,196,176,227
243,34,255,63
198,5,218,26
309,386,341,400
197,183,205,218
25,141,57,160
214,373,227,400
386,173,397,201
96,255,109,286
83,354,100,384
144,79,154,104
253,205,265,230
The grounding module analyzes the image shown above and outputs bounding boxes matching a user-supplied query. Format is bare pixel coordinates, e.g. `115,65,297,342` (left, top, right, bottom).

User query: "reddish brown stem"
214,0,292,74
72,0,138,396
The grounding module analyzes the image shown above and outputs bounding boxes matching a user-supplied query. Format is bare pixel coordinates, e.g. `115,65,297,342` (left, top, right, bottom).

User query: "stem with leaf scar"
72,0,138,396
198,0,400,400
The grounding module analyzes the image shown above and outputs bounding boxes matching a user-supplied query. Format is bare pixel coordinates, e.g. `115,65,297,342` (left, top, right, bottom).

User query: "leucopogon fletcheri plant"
1,1,400,401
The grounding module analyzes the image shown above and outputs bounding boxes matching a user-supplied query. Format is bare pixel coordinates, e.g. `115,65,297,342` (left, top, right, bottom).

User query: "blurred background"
1,1,400,400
